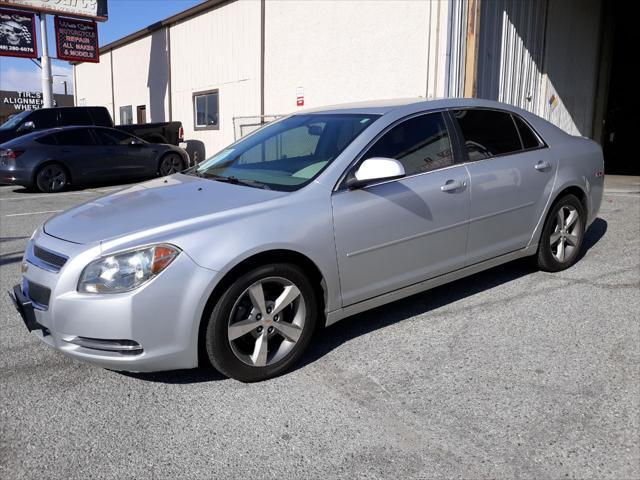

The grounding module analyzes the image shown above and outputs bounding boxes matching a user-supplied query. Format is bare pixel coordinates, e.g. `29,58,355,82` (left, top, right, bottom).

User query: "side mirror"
307,125,323,136
17,121,35,133
345,157,405,189
130,139,144,146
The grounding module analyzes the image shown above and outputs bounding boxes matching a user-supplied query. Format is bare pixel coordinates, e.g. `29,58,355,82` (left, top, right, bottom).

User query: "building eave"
71,0,234,65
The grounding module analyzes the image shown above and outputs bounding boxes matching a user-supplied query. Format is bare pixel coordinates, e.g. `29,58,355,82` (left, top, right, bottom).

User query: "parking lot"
1,179,638,479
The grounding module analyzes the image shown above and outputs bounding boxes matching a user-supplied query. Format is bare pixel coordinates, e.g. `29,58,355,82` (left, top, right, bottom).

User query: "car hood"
44,174,288,245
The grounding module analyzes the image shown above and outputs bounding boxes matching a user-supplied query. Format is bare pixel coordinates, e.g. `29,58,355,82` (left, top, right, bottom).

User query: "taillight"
178,126,184,142
1,149,24,160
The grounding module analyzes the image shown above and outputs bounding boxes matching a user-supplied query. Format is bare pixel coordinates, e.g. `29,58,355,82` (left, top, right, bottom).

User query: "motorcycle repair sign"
54,16,98,63
0,7,37,58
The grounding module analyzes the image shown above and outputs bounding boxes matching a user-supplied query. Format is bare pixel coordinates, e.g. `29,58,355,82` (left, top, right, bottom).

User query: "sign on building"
54,16,98,62
0,0,108,21
0,90,73,123
0,7,36,58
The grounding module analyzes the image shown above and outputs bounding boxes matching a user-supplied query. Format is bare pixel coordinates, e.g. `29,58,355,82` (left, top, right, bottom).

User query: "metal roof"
72,0,232,64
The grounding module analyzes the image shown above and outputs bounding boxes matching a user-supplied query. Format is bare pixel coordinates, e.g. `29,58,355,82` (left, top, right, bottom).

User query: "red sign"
296,87,304,107
0,7,37,58
54,16,99,63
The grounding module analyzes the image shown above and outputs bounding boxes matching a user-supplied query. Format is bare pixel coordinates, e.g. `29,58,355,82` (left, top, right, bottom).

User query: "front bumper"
13,231,219,372
10,284,48,333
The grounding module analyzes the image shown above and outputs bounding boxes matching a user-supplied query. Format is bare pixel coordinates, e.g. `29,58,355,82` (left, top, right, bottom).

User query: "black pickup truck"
0,106,183,146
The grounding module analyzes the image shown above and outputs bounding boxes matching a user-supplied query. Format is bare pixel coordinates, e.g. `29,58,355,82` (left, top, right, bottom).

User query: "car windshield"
0,110,30,130
194,113,379,191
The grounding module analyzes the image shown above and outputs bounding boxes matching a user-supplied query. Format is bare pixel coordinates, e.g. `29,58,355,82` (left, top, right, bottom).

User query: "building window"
136,105,147,124
119,105,133,125
193,89,219,130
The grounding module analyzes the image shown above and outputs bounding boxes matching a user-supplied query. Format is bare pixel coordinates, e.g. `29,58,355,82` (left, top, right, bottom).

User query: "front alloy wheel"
205,264,317,382
228,277,306,367
159,153,184,176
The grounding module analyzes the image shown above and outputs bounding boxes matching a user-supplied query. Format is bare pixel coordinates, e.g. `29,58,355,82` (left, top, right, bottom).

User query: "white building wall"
74,54,113,115
111,29,170,124
169,0,262,157
264,0,449,115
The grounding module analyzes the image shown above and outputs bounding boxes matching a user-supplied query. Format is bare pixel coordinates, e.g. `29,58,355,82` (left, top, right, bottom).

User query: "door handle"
534,161,551,171
440,179,466,192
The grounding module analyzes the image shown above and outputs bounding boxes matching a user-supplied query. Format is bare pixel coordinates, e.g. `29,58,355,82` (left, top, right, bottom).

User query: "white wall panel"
74,55,113,116
111,29,170,124
169,0,261,157
476,0,547,116
264,0,440,114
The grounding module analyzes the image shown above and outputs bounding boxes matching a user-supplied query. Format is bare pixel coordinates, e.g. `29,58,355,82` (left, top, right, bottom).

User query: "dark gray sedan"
0,126,191,192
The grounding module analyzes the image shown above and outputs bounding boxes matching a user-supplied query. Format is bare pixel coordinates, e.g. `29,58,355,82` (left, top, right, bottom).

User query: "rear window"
513,115,542,149
90,108,113,127
54,129,95,146
453,109,522,161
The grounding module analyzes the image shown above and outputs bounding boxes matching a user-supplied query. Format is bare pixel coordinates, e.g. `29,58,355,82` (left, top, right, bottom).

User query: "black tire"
35,163,69,193
536,194,585,272
205,263,318,382
158,153,185,176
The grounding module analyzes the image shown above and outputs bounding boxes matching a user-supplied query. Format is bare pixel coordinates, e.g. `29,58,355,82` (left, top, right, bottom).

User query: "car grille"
33,245,67,270
26,280,51,308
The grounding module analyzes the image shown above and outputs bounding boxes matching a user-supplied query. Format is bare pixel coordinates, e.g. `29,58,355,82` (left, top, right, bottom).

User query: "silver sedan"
11,98,604,382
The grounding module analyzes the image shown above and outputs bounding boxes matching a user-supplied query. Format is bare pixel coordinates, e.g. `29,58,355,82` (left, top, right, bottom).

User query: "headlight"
78,244,180,294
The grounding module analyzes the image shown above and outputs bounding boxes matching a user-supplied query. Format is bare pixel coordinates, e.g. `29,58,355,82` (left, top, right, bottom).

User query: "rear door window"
54,129,96,146
94,128,136,146
89,108,113,127
59,108,93,126
362,112,453,175
513,115,542,149
452,109,522,161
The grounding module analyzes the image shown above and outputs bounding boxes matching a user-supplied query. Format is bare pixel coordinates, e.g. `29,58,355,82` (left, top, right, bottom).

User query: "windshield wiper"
200,172,271,190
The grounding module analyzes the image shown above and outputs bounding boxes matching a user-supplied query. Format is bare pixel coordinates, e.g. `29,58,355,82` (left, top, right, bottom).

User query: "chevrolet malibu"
11,99,604,382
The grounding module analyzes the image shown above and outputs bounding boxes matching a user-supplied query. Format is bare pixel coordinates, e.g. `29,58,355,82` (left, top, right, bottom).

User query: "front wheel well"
197,250,327,366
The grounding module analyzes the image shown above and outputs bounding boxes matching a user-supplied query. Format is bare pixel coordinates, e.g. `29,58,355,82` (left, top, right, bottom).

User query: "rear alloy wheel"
36,164,68,193
537,194,585,271
158,153,184,176
205,264,317,382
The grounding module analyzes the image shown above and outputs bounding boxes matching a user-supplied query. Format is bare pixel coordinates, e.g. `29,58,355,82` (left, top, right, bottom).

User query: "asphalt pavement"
1,178,638,479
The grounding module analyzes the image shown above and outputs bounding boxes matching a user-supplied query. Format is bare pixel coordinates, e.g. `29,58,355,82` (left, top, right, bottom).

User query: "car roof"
11,125,119,141
298,97,530,116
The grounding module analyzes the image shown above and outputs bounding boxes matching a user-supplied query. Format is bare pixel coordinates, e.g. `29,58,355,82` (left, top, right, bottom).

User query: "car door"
451,109,556,265
93,128,157,178
332,112,470,307
52,128,102,181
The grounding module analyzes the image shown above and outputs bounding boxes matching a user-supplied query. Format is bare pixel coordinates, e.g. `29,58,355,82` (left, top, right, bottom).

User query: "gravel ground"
0,179,638,479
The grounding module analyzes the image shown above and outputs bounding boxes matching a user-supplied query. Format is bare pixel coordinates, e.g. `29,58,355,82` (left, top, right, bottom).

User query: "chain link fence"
232,115,283,141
